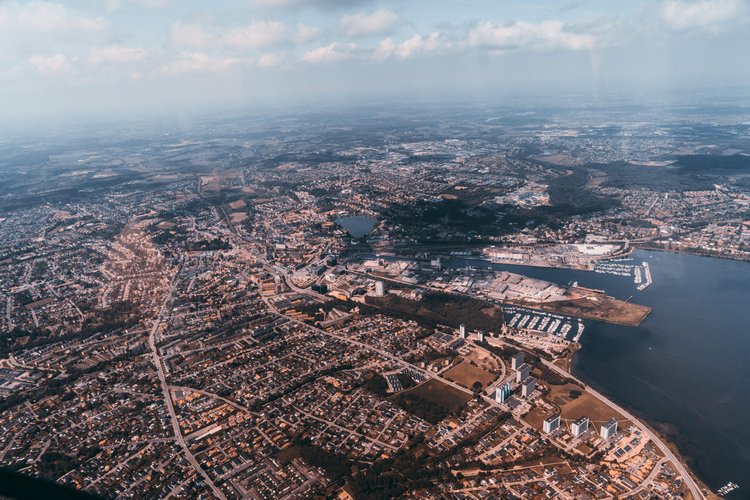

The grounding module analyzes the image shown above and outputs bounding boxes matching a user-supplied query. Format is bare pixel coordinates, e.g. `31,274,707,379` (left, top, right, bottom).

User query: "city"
1,0,749,499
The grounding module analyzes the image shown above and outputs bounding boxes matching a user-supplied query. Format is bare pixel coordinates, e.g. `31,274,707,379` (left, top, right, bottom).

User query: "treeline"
0,301,140,355
0,344,146,413
294,438,352,481
366,292,503,334
250,364,354,410
391,392,450,425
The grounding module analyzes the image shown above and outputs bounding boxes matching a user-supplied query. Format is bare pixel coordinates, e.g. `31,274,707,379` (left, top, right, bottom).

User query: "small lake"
336,216,376,239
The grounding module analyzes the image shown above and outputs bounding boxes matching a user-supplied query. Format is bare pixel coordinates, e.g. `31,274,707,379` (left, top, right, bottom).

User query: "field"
392,379,471,423
230,212,248,223
410,379,471,411
442,360,496,389
464,347,501,373
524,406,553,430
547,383,627,429
228,199,247,210
529,287,651,326
366,292,505,333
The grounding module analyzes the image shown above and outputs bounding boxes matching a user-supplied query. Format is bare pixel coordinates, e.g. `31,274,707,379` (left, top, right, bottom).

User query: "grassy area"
392,379,471,424
547,383,626,428
442,360,496,390
529,287,651,327
366,292,504,333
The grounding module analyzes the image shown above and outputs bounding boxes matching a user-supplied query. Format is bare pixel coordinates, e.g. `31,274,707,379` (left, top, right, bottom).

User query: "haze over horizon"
1,0,750,123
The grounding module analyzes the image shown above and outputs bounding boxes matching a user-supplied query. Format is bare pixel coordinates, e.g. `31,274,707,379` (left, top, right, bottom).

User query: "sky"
1,0,749,123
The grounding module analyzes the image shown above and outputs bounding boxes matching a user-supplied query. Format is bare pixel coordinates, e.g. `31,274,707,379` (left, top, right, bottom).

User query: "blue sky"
1,0,749,122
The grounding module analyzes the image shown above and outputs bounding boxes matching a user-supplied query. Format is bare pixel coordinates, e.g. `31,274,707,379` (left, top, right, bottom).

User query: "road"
538,356,705,500
147,264,227,500
231,227,702,498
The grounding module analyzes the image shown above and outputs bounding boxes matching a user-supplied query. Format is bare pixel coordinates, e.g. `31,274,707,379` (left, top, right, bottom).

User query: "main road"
536,353,705,500
147,263,227,500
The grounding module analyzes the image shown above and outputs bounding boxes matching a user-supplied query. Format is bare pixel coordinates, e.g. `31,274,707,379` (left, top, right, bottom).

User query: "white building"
511,352,524,370
571,416,589,437
375,280,385,297
521,377,536,398
543,414,561,434
516,363,530,383
600,418,618,439
495,382,511,403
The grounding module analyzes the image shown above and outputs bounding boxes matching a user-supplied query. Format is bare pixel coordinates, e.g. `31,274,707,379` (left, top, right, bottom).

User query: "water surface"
446,250,750,496
336,215,376,239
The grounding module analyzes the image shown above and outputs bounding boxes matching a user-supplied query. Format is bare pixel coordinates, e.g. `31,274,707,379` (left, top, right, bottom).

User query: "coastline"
565,348,717,499
633,243,750,264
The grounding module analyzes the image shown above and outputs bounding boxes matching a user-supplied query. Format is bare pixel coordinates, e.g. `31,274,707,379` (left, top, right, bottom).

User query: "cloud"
87,45,148,64
467,20,597,52
375,32,443,60
102,0,171,11
340,9,399,37
661,0,743,30
161,52,253,74
28,53,71,75
220,20,286,50
171,22,211,48
295,23,321,43
257,52,283,67
303,42,357,63
0,1,110,39
253,0,371,10
171,20,285,51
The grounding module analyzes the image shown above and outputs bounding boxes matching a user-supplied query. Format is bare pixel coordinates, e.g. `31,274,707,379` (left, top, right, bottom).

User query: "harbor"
504,305,584,342
594,259,653,291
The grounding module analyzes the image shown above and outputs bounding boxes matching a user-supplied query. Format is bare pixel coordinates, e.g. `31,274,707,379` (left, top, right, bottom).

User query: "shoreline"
426,243,749,269
567,352,717,499
633,243,750,264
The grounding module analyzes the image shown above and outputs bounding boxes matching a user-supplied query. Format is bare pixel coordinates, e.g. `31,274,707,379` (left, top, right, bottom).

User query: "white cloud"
161,52,253,74
467,20,597,51
257,52,283,67
28,53,71,75
303,42,357,63
340,9,399,37
0,1,110,39
295,23,321,43
661,0,743,30
102,0,171,11
171,20,285,51
220,20,285,50
254,0,370,9
87,46,148,65
375,32,443,60
171,22,211,49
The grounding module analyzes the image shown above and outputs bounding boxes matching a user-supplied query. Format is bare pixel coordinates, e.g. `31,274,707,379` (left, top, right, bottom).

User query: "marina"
504,305,584,341
574,250,750,497
594,259,653,291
